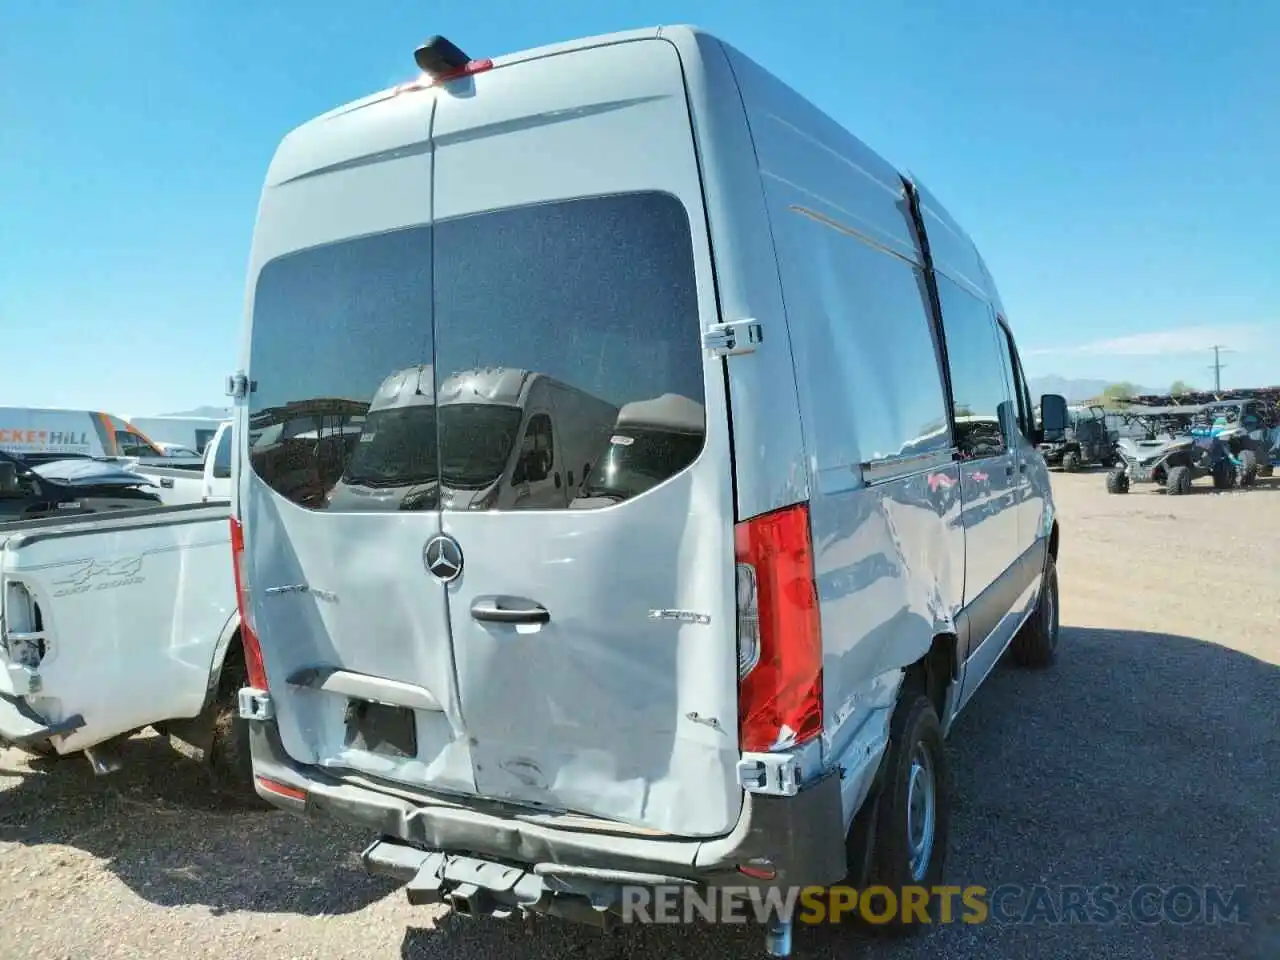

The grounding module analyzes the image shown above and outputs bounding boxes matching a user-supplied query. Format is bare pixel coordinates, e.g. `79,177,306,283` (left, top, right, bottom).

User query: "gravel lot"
2,471,1277,960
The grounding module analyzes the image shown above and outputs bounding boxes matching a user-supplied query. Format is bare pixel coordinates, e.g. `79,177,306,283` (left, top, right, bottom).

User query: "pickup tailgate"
0,503,236,752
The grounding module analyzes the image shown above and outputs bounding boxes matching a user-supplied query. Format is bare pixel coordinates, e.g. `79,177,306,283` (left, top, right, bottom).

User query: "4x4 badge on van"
424,534,464,583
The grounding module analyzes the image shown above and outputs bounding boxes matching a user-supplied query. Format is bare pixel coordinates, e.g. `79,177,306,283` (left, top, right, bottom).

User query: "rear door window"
433,192,705,511
246,192,706,511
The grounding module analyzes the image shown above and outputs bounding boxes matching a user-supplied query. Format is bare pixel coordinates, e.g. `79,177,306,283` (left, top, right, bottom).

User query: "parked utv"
1106,406,1242,495
1039,404,1116,472
1202,399,1274,483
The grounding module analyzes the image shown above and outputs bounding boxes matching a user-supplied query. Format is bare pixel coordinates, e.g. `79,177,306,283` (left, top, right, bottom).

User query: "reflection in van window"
434,192,705,512
246,193,705,512
579,394,704,503
516,414,554,485
936,277,1010,460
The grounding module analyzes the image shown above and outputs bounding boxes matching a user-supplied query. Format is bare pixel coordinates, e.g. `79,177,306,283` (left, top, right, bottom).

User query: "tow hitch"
363,838,621,928
361,837,806,956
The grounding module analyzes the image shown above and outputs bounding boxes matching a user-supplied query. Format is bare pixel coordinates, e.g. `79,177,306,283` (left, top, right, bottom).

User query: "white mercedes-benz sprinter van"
230,26,1070,955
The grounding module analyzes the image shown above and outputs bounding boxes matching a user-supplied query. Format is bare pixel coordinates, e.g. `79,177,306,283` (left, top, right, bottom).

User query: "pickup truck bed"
0,501,243,778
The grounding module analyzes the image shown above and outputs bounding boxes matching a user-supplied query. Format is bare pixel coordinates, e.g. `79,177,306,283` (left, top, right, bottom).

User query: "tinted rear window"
247,192,706,511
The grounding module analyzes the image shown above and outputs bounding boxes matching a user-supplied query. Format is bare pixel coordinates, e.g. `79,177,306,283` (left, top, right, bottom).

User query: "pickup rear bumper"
0,692,83,749
246,718,849,900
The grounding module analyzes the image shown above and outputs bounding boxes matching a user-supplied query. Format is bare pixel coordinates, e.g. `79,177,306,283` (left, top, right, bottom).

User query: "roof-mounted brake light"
413,35,492,84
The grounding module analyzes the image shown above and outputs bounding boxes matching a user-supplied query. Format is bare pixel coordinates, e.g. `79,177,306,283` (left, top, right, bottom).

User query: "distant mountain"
157,405,232,419
1028,376,1161,404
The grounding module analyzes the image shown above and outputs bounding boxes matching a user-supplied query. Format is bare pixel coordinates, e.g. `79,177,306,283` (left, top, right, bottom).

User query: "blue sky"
3,1,1277,414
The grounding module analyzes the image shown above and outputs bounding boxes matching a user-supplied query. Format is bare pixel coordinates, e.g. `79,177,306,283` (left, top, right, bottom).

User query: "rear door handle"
471,595,550,624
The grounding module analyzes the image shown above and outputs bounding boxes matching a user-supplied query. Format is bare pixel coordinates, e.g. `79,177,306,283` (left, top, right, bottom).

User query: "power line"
1207,344,1231,392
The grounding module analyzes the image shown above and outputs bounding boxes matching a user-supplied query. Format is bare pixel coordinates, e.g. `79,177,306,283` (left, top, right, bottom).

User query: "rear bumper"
0,691,83,748
247,719,848,890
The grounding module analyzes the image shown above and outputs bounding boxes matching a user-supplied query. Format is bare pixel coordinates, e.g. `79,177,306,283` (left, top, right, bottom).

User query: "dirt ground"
2,471,1277,960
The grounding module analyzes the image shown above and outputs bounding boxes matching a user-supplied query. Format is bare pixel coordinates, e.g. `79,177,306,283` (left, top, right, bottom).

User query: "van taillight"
229,517,269,691
734,503,823,753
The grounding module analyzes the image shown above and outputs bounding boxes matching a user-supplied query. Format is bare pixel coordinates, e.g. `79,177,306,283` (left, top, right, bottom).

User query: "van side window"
995,318,1034,441
770,208,951,467
936,277,1010,459
516,414,554,484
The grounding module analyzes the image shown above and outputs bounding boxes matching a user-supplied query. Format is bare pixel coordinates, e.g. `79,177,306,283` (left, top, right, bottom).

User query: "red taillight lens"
734,503,824,753
229,517,269,691
256,776,306,802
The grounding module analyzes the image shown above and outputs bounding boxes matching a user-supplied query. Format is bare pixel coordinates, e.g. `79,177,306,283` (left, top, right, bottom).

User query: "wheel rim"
906,743,937,881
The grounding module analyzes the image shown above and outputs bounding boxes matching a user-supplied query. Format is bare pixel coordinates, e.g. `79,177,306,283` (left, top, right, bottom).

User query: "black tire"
1259,463,1274,478
208,651,269,808
1212,458,1236,490
1061,451,1082,473
1010,554,1060,668
1239,450,1258,488
1165,465,1192,495
1105,469,1129,495
860,693,950,930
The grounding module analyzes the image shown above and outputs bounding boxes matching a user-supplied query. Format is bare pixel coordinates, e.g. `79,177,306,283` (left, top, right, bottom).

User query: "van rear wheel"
856,693,950,932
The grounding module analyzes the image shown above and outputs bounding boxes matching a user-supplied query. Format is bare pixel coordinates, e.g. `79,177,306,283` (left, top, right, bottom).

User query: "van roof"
311,26,683,127
617,394,704,433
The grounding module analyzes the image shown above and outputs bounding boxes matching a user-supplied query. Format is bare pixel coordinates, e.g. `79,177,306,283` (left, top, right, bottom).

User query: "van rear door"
245,36,742,838
429,38,740,838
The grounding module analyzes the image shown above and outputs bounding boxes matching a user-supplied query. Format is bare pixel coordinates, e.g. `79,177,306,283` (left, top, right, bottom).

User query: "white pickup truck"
0,498,255,798
133,420,232,507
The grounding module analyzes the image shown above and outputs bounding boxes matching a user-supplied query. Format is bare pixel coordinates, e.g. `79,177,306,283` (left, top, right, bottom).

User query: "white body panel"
135,421,233,506
0,503,237,752
233,25,1058,857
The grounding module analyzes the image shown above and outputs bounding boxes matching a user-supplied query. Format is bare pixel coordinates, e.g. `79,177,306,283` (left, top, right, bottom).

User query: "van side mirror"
1039,393,1069,443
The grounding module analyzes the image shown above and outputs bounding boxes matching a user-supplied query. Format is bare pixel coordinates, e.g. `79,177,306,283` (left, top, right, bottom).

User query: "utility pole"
1207,344,1230,392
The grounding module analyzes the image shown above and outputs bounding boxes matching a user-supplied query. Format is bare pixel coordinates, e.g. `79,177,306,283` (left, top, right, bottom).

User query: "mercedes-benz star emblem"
424,534,464,583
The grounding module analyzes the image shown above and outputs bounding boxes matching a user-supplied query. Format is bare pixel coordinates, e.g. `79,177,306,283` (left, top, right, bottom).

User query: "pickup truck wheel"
859,693,950,931
1009,555,1059,668
1061,450,1082,473
208,658,269,808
